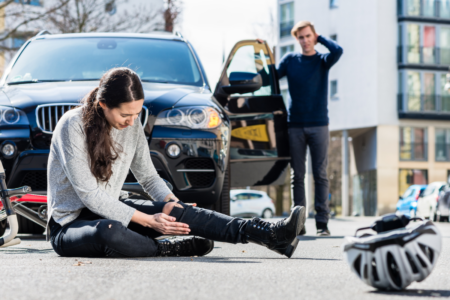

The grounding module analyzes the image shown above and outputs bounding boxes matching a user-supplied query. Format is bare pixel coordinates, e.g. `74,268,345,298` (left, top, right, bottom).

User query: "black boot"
156,236,214,257
243,206,306,258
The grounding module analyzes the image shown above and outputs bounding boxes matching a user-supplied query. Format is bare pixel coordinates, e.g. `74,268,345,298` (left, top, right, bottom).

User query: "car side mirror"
222,72,262,95
399,196,403,200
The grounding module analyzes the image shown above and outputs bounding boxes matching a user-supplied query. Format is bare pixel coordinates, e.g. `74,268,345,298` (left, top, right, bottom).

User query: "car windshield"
6,37,203,86
422,186,435,197
402,188,415,198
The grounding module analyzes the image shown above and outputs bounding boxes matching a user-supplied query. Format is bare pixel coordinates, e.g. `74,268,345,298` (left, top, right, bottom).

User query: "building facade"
276,0,450,216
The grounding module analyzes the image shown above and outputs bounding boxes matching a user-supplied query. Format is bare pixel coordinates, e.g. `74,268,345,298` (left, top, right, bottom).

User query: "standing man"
277,21,343,236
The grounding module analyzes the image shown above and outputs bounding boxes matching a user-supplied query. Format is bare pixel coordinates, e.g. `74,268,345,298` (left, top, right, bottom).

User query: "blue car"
396,185,427,217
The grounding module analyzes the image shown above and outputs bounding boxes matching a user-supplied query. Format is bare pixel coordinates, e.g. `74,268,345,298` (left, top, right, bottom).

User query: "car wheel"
262,209,273,219
0,219,6,237
17,214,45,234
213,164,230,216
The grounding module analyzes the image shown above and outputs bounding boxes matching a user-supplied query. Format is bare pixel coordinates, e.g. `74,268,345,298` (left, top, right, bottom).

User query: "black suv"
0,31,290,233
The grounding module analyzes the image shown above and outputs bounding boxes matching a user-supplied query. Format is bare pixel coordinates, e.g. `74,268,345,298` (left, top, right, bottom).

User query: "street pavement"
0,217,449,300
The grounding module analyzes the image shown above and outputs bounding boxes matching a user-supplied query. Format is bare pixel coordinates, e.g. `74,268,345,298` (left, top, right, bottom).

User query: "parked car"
416,182,447,220
230,189,275,218
436,186,450,222
396,184,426,217
0,31,290,233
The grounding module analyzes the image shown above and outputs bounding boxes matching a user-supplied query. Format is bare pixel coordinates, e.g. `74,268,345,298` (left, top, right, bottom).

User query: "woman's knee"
162,201,184,215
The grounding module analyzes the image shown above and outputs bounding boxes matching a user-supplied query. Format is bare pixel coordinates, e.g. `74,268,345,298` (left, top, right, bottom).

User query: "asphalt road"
0,217,449,300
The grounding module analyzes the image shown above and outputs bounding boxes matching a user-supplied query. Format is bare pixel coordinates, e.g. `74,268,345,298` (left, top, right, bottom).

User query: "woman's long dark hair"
81,67,144,182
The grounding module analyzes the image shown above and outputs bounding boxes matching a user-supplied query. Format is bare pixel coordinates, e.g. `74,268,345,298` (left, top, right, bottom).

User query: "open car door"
214,40,290,187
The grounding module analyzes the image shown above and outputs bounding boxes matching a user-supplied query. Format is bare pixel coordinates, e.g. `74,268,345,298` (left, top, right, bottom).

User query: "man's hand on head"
315,33,320,45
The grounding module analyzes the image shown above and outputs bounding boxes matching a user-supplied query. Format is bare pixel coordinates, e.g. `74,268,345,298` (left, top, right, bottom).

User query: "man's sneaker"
156,236,214,257
316,228,331,236
316,221,330,236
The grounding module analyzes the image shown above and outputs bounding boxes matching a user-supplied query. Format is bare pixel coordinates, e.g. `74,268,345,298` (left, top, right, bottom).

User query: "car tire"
262,209,273,219
17,214,45,235
213,164,230,216
0,219,6,237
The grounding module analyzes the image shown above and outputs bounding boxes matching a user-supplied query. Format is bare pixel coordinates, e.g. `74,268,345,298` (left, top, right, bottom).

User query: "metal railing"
397,94,450,112
400,142,428,161
36,104,148,134
397,46,450,65
280,20,294,38
398,0,450,19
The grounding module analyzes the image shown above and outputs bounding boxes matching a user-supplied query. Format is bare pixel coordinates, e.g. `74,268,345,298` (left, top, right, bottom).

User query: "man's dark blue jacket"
277,35,343,127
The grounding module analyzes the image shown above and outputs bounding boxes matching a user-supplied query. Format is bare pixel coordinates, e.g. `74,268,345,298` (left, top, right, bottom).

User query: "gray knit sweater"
47,106,171,229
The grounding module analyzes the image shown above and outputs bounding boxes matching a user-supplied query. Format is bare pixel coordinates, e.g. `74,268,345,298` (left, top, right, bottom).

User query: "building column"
342,130,349,216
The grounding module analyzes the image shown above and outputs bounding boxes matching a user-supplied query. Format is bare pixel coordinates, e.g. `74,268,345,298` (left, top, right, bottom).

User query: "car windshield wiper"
7,79,67,85
7,79,100,85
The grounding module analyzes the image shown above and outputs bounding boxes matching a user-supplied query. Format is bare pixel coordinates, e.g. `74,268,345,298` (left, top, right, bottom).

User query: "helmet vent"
371,258,380,281
405,252,419,274
416,254,427,268
387,252,402,288
353,254,362,278
363,264,368,279
418,243,434,264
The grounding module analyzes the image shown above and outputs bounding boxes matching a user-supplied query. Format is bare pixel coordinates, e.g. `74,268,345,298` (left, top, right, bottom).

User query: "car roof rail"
35,30,51,37
175,31,184,39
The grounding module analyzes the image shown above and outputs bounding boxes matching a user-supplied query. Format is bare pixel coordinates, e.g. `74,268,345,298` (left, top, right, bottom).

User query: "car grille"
184,158,216,188
20,171,48,190
36,104,149,134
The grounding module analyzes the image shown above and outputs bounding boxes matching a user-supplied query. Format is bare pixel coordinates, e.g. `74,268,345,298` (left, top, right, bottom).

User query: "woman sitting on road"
47,67,306,258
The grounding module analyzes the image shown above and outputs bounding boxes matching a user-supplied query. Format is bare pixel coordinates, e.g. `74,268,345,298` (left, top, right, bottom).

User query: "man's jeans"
288,126,330,224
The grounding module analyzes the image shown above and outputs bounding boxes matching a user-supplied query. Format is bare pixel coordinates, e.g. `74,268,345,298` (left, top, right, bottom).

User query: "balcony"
400,141,428,161
398,0,450,20
398,94,450,119
397,46,450,67
280,20,294,38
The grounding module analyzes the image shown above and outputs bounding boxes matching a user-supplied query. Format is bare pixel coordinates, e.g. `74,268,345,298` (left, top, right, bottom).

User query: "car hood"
0,81,206,114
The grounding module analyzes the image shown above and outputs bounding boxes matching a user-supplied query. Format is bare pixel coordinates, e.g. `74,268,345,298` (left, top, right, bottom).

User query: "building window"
8,0,41,6
435,128,450,160
330,80,338,99
442,74,450,110
330,0,338,9
280,2,294,38
398,0,450,18
400,127,428,161
399,169,428,197
399,23,450,65
399,70,449,113
12,37,27,49
280,44,294,58
441,26,450,64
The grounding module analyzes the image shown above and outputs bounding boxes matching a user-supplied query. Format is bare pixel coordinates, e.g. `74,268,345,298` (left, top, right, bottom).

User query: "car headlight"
155,106,222,129
0,106,28,125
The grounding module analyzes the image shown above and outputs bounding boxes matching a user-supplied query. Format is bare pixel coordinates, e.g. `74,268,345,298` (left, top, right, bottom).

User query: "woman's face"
99,99,144,130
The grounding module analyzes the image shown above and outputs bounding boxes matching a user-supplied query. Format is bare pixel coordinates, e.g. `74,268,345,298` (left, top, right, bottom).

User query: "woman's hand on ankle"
148,213,191,235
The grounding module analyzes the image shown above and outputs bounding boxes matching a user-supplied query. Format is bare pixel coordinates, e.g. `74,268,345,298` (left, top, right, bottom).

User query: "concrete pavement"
0,217,449,300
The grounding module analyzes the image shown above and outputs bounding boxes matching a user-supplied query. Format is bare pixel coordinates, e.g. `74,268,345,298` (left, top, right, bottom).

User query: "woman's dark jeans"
49,199,247,257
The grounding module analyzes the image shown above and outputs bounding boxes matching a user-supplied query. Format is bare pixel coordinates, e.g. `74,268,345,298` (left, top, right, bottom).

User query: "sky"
175,0,277,88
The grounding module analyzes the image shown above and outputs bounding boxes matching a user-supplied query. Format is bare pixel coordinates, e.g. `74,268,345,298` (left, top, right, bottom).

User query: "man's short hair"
291,21,316,38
